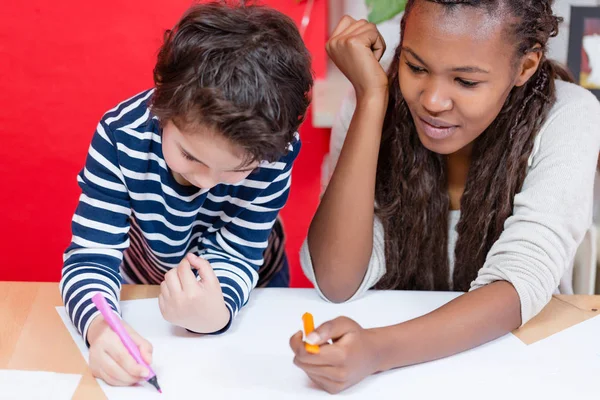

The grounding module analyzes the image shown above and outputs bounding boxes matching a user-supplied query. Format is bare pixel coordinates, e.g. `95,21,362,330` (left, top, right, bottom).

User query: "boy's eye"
456,78,479,88
181,151,195,161
406,61,426,74
230,167,257,174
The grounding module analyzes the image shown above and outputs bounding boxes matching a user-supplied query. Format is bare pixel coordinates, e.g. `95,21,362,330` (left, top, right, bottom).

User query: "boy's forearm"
309,93,388,302
61,264,123,341
371,281,522,372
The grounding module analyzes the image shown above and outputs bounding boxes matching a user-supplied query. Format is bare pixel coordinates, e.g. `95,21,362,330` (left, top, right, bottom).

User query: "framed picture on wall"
567,6,600,100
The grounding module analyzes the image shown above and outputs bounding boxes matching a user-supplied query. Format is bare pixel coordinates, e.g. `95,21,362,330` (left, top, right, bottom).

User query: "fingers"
289,330,343,367
351,24,386,60
164,267,182,294
103,351,145,385
164,253,215,296
95,366,130,387
187,254,219,287
290,330,315,360
289,337,349,395
127,326,154,365
106,342,149,380
306,374,346,395
307,316,360,345
334,18,370,39
293,358,349,383
90,346,142,387
328,18,386,63
343,24,385,54
88,320,153,388
330,15,356,38
372,30,386,61
177,255,199,292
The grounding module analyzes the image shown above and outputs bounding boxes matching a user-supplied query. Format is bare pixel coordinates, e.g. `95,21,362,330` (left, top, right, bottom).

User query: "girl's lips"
418,116,458,140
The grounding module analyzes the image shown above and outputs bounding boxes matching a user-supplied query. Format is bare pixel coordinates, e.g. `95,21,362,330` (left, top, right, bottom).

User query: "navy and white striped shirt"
60,90,300,341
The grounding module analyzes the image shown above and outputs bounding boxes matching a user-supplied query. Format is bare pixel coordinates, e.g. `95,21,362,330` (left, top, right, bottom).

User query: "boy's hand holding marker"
158,253,230,334
87,314,154,387
291,315,381,394
86,253,227,388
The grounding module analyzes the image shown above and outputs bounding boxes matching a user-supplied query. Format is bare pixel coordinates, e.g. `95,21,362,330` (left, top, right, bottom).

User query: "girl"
290,0,600,394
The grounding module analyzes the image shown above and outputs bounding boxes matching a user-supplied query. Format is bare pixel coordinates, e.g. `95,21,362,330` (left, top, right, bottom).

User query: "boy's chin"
174,172,198,188
182,176,208,190
185,179,203,189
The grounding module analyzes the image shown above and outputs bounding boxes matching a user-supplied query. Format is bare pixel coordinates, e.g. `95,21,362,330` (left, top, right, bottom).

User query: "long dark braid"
374,0,573,291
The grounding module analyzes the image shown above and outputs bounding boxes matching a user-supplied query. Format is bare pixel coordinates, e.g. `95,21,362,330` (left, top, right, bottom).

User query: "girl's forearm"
371,281,522,371
308,93,388,302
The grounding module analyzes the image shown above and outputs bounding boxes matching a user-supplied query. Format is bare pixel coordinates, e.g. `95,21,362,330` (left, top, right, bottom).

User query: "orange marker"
302,312,320,354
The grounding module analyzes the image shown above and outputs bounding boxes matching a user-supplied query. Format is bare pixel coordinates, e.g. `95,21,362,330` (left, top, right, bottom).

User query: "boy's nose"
192,174,219,190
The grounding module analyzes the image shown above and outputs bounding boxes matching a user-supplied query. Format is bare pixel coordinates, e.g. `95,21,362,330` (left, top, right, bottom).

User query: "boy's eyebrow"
402,46,489,74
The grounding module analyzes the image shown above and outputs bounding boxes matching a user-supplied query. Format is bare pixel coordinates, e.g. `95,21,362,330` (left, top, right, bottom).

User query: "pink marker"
92,293,162,393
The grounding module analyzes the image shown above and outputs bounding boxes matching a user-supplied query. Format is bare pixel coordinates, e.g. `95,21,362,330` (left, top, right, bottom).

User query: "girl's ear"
514,46,543,87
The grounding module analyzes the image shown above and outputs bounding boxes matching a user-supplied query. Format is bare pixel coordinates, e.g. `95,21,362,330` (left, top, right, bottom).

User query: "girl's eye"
456,78,479,88
406,61,426,74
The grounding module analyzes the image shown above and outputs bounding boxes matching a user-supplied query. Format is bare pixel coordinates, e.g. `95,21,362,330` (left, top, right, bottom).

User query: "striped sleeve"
199,141,300,333
60,119,130,344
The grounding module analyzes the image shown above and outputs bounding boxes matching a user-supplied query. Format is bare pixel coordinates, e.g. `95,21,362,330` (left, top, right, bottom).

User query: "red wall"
0,0,329,287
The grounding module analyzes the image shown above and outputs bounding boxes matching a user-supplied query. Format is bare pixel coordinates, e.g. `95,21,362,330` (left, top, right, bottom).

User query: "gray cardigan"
301,80,600,325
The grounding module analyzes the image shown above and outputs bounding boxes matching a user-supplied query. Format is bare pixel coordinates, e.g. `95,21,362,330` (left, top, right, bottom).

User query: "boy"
60,1,312,386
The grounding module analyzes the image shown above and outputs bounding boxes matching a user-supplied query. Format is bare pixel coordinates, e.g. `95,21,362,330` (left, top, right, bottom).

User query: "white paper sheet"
56,289,595,400
529,314,600,358
522,315,600,399
0,370,81,400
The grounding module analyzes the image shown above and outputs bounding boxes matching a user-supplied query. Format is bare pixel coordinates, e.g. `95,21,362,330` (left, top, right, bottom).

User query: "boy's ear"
514,45,543,87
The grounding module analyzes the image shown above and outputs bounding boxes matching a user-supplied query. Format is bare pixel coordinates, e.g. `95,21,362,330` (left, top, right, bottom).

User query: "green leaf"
366,0,407,24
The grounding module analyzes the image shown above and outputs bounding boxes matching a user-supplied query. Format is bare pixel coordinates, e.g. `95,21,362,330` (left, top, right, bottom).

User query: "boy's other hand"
159,253,230,333
289,316,380,394
87,316,153,386
326,15,388,100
